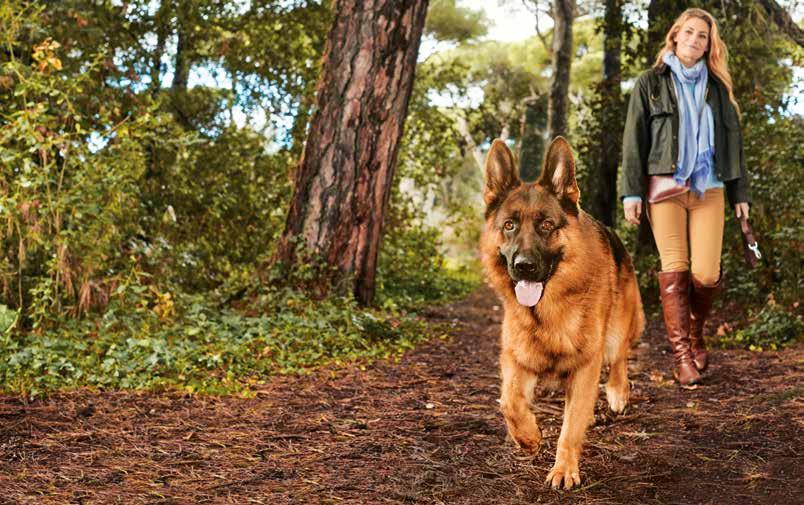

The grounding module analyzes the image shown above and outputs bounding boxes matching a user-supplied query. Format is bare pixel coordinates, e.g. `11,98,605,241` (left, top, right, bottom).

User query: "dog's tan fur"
480,138,645,489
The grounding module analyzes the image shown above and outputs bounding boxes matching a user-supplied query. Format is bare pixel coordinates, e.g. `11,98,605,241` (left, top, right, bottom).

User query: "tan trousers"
648,188,725,285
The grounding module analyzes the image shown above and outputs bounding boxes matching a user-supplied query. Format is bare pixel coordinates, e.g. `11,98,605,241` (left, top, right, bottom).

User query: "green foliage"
716,301,802,351
0,6,184,323
140,126,294,290
396,59,468,190
0,219,474,399
376,213,480,312
0,283,432,398
0,304,19,334
426,0,488,42
0,1,480,400
720,112,802,304
0,1,326,321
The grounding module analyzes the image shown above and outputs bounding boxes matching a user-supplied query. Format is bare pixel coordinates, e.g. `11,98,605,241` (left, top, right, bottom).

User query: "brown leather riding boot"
658,271,701,386
689,274,723,372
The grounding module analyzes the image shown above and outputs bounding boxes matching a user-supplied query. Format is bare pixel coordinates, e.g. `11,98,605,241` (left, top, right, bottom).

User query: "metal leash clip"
748,242,762,259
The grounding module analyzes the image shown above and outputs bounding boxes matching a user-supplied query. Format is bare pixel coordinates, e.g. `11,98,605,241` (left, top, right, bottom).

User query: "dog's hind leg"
604,321,631,414
605,341,630,415
499,350,541,455
604,283,642,414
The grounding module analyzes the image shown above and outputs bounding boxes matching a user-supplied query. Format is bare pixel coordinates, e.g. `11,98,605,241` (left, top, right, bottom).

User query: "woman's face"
673,17,710,65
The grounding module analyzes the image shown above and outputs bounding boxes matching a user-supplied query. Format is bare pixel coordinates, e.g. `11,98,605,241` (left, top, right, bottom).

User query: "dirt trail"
1,286,802,504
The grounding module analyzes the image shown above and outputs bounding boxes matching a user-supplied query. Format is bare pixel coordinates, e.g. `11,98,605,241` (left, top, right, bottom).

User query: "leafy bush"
376,222,480,312
719,113,802,310
0,221,477,398
139,126,294,291
0,284,432,399
0,25,189,324
716,301,802,351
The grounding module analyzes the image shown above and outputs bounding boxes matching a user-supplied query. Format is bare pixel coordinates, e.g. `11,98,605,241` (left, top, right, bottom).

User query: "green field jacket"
619,64,751,207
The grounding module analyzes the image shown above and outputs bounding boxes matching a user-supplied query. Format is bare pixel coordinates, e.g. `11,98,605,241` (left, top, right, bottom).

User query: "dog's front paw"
545,456,581,490
506,424,542,455
606,382,630,414
501,405,543,455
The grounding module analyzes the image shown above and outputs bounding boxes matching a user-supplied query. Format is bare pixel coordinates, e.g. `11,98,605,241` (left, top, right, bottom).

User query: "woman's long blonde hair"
654,8,739,113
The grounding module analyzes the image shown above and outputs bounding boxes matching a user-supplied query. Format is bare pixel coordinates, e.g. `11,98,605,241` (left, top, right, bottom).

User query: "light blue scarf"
662,52,715,197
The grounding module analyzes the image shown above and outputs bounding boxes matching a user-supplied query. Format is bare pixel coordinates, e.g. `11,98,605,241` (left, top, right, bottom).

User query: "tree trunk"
171,1,191,91
585,0,623,227
518,94,547,182
275,0,429,306
546,0,574,143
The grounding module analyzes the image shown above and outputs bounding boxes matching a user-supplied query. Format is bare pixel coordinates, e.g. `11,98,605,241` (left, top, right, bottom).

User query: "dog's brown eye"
503,220,515,231
541,220,555,232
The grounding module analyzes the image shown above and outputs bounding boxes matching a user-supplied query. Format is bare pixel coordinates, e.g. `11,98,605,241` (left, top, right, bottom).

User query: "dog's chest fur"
502,253,612,377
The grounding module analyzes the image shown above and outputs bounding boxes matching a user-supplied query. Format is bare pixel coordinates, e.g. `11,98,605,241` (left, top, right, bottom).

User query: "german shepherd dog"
481,137,644,489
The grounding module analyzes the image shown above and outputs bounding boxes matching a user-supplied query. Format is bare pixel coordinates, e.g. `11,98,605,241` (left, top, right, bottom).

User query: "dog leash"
739,215,761,268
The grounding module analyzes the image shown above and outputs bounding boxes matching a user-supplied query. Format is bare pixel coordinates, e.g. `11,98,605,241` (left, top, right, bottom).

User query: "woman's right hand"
624,200,642,225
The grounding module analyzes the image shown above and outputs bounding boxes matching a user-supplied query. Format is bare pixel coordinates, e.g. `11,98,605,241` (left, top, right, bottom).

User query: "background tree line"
0,0,800,396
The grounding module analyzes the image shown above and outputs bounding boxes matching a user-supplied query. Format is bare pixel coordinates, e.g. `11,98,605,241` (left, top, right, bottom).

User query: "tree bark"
171,1,191,91
275,0,429,306
518,94,547,182
546,0,574,143
585,0,623,226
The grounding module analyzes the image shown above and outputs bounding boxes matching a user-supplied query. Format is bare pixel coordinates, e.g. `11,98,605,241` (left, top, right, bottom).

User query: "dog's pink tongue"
514,280,544,307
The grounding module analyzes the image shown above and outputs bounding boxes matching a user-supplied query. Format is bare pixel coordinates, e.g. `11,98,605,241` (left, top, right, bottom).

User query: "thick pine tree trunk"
276,0,429,306
586,0,623,227
546,0,574,143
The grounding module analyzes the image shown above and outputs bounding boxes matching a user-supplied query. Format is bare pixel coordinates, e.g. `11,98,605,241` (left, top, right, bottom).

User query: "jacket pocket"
647,100,674,167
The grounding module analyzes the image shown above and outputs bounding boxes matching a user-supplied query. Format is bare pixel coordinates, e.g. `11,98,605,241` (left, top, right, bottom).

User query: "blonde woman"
620,8,751,386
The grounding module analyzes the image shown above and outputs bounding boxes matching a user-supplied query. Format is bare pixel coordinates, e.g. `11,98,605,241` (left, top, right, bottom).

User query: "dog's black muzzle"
500,249,552,284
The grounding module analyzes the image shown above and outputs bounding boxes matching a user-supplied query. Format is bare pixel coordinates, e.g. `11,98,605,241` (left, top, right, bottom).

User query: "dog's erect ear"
538,136,580,205
484,139,520,207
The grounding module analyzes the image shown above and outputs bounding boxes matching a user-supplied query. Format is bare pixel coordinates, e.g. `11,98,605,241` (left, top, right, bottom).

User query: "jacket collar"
654,61,718,100
654,63,671,75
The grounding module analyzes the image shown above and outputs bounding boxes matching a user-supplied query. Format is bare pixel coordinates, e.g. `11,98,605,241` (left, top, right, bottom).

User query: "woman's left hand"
735,202,750,220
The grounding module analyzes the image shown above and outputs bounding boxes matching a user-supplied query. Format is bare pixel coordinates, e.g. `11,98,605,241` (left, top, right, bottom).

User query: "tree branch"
521,1,553,53
454,114,485,173
757,0,804,47
534,12,553,54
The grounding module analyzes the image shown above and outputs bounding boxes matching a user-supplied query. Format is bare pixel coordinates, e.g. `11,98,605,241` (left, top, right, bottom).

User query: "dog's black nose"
513,255,538,276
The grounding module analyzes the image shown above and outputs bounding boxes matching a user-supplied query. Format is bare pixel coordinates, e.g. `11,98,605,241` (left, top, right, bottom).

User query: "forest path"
1,286,802,504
